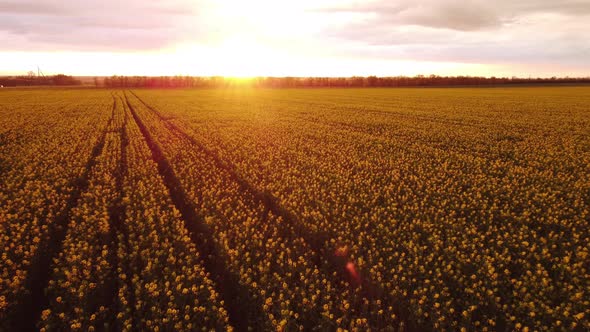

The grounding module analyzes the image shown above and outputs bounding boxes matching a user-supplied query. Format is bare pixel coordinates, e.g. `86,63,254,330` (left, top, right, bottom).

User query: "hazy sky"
1,0,589,77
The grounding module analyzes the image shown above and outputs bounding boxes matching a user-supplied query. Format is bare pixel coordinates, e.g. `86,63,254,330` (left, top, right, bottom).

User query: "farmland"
0,87,589,331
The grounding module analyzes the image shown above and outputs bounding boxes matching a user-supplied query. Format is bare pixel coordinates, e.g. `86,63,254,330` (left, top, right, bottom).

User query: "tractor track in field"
124,92,263,331
126,91,419,331
127,91,332,264
4,96,117,332
105,93,134,330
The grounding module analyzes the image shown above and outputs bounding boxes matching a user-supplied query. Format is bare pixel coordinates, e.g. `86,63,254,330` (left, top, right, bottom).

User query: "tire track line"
127,91,419,331
128,93,369,281
6,95,117,332
124,92,262,331
104,93,134,330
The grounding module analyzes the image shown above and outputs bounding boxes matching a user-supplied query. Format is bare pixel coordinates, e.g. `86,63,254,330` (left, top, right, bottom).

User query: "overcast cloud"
0,0,210,50
0,0,589,75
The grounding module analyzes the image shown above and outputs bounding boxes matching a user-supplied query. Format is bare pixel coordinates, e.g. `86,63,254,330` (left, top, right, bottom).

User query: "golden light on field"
1,0,589,331
3,86,589,331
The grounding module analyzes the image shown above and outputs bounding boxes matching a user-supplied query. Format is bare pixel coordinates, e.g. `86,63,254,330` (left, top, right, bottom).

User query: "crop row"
40,103,120,331
0,90,113,328
125,92,399,330
37,93,230,331
118,94,230,331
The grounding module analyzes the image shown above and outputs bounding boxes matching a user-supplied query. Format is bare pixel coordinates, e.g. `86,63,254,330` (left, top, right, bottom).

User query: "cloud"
0,0,589,74
513,0,590,16
0,1,66,15
315,0,590,31
0,0,209,51
316,2,500,31
313,0,590,66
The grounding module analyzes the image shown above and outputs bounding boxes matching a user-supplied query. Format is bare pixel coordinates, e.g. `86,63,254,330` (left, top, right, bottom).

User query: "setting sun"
214,37,274,78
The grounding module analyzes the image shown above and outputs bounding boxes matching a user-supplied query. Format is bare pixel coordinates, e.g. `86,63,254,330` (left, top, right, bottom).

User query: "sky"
0,0,589,77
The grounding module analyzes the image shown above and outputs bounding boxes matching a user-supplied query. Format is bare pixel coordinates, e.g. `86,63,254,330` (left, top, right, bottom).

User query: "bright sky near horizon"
0,0,589,77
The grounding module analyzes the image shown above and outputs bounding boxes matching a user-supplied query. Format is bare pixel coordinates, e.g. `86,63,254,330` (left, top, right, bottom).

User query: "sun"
169,36,279,77
215,37,271,78
188,0,306,77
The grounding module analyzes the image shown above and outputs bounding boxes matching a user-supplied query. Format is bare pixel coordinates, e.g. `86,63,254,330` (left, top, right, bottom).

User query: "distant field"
0,87,588,331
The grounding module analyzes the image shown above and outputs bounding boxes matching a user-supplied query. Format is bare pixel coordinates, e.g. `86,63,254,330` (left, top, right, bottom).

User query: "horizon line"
2,73,590,79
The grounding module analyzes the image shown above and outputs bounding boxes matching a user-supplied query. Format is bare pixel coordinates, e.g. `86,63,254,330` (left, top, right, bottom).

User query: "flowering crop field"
0,87,588,331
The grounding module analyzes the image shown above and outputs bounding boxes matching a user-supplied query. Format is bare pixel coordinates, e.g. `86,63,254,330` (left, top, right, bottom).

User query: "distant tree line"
101,75,590,89
0,74,81,87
